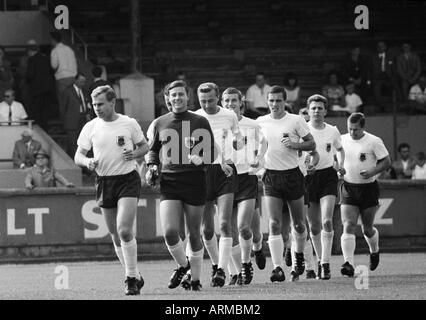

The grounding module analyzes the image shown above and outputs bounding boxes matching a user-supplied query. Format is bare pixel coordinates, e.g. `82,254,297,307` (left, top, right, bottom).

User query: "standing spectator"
341,46,370,101
322,71,345,115
0,89,28,125
412,152,426,180
26,39,56,130
50,31,78,122
12,128,42,169
344,82,363,114
0,45,14,101
392,143,416,179
370,41,398,112
397,41,422,103
407,72,426,114
88,65,109,95
245,72,271,118
25,149,75,189
62,73,91,157
283,72,301,112
176,71,197,111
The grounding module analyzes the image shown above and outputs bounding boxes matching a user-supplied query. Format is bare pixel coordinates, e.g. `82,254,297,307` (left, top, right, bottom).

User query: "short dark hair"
92,66,103,78
307,94,328,109
222,87,243,102
398,143,410,152
197,82,220,97
91,85,116,101
283,72,298,87
348,112,366,128
50,31,62,42
166,80,189,96
267,85,287,101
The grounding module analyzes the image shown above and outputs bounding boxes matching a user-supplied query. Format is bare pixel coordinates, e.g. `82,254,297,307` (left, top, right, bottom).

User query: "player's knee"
309,224,321,236
343,222,356,234
293,222,305,234
202,226,215,241
362,227,374,238
118,228,133,242
110,233,121,247
269,220,281,235
238,224,252,240
164,229,180,245
322,219,333,232
219,221,231,236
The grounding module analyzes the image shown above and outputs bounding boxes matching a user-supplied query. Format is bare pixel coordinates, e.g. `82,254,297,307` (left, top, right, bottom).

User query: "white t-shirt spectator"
412,164,426,179
195,107,240,164
308,122,342,170
246,84,271,110
408,84,426,104
0,101,28,125
50,42,78,80
77,114,146,176
341,132,389,184
285,86,300,104
345,93,363,113
256,112,310,170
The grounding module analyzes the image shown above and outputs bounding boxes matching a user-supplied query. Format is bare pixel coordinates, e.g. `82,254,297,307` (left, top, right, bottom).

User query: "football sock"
321,230,334,264
341,233,356,265
166,238,188,268
268,234,284,269
188,248,204,282
364,227,379,253
310,231,322,262
239,235,253,264
121,238,140,278
218,237,232,270
203,233,219,265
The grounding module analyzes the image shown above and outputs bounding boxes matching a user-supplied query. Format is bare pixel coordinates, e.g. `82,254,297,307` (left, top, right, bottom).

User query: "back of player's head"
92,66,103,78
348,112,366,128
198,82,220,97
267,85,287,101
91,85,116,101
307,94,328,109
397,142,410,152
222,87,243,102
166,80,189,96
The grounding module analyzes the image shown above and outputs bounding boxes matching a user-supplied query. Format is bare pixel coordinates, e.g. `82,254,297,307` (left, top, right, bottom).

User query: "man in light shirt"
245,73,271,119
392,143,416,179
0,89,28,125
412,152,426,180
340,113,391,277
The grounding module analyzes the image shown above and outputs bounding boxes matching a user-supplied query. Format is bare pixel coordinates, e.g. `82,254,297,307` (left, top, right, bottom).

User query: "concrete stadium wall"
0,181,425,262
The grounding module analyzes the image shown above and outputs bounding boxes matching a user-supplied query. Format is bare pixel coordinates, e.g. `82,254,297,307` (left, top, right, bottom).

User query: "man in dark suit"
26,39,56,130
370,41,399,112
392,143,417,179
397,41,422,103
12,128,42,169
62,73,91,157
88,65,109,118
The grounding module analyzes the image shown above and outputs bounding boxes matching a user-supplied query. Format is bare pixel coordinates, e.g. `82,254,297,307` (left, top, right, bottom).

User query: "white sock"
239,235,253,263
166,238,188,268
304,238,315,271
188,248,204,282
291,241,296,272
268,234,284,269
227,261,238,276
203,234,219,265
182,237,188,255
341,233,356,265
292,229,307,253
364,227,379,253
310,232,322,262
231,244,242,274
113,244,125,269
252,232,263,251
218,237,233,270
121,238,139,278
185,238,192,258
321,230,334,264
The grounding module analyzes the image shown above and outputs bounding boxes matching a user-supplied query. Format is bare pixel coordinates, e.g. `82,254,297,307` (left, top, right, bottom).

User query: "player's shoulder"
218,107,236,117
364,131,384,143
255,114,270,123
240,116,258,126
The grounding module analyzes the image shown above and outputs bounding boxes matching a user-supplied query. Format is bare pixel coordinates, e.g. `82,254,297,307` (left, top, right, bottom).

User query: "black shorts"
160,170,207,206
206,163,238,201
234,173,258,206
95,170,141,209
262,167,305,201
340,180,380,211
306,166,338,203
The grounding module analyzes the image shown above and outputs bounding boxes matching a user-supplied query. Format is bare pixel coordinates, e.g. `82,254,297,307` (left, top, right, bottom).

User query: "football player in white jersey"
305,94,346,280
340,113,391,276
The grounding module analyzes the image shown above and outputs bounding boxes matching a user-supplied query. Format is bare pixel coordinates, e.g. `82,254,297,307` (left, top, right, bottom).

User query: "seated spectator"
392,143,416,179
341,46,370,102
344,82,363,114
245,72,271,118
407,72,426,114
0,89,28,125
322,71,345,115
397,41,422,103
13,128,42,169
0,45,14,101
25,149,75,189
283,72,301,112
412,152,426,180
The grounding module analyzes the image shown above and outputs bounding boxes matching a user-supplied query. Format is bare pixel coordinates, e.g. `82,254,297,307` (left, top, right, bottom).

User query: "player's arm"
335,146,346,176
74,146,98,171
282,132,316,152
123,139,149,161
360,156,391,179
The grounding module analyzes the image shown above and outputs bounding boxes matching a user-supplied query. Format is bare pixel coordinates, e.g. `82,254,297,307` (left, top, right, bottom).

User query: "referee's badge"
326,143,331,152
359,153,366,161
116,136,125,147
184,137,196,149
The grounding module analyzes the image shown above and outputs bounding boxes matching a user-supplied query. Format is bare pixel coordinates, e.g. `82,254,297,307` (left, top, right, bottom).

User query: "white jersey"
308,122,342,170
256,112,310,170
233,116,264,174
77,114,146,176
195,107,239,164
341,131,389,184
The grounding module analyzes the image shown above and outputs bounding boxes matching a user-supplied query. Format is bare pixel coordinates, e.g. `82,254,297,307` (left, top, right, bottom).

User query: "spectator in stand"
25,149,75,189
26,39,56,130
0,89,28,125
177,71,197,111
322,71,345,115
341,46,370,102
12,128,42,169
397,41,422,103
370,40,398,112
50,31,78,123
392,143,416,179
407,72,426,114
344,82,363,114
412,152,426,180
88,65,109,95
0,45,14,101
283,72,301,112
154,81,170,117
245,72,271,118
377,166,396,180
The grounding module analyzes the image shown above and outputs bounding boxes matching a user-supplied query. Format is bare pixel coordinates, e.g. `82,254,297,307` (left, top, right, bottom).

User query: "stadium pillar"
130,0,141,73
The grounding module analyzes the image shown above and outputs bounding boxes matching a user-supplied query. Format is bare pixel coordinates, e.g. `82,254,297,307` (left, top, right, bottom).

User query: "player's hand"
145,165,159,187
281,137,296,149
360,169,375,179
189,154,203,166
123,149,134,161
26,184,34,190
87,158,99,171
232,136,246,150
306,164,316,175
221,163,233,178
337,167,346,177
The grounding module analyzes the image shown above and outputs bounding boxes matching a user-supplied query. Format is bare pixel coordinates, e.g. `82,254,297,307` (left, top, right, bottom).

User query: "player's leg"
227,207,241,285
307,202,322,266
319,195,336,279
360,206,380,271
251,204,266,270
288,196,307,275
202,201,219,284
281,202,292,267
101,207,124,268
303,214,317,280
340,204,359,277
237,198,255,284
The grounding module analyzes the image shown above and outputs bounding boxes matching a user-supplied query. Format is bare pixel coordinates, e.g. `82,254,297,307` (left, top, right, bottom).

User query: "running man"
256,85,316,282
306,94,346,280
74,85,149,295
340,113,391,277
